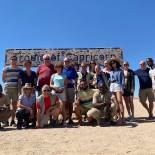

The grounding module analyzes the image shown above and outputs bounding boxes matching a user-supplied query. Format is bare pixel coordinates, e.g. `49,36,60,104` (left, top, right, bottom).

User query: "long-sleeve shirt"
109,69,125,88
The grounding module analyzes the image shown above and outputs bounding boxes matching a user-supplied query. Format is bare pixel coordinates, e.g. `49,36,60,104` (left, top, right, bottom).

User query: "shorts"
139,88,154,103
4,87,18,103
123,89,134,97
65,88,75,103
87,108,101,121
52,90,66,102
110,83,122,93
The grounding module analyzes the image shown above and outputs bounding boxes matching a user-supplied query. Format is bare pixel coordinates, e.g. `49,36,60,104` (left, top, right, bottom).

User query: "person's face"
64,60,70,67
74,64,79,71
104,62,108,67
81,65,87,71
24,88,32,96
95,65,100,73
42,87,51,96
43,57,51,66
10,58,17,66
55,66,62,72
111,61,117,68
146,59,153,66
80,81,88,90
24,62,31,69
140,61,146,69
123,64,129,70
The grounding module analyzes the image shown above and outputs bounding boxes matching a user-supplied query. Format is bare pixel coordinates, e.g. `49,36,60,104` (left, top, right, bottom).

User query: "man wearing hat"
2,55,22,126
16,83,36,129
0,84,12,128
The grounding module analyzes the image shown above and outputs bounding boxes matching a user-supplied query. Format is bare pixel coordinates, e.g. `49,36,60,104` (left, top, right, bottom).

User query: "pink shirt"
37,64,55,87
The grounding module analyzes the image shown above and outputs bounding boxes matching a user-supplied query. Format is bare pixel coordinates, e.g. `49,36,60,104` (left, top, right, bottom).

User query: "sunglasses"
44,58,50,60
43,89,51,92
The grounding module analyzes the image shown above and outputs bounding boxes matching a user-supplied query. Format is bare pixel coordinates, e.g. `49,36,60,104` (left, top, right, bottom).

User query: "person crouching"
36,85,60,128
16,83,36,129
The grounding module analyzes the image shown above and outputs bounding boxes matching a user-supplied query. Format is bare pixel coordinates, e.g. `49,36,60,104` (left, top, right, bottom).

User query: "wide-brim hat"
107,57,122,65
23,83,33,89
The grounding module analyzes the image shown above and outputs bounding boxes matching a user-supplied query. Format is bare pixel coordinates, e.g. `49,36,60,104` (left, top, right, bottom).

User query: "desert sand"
0,98,155,155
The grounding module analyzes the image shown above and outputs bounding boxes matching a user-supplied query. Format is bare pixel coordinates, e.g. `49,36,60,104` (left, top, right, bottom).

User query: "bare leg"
74,105,82,123
129,96,134,118
124,96,131,117
116,91,124,124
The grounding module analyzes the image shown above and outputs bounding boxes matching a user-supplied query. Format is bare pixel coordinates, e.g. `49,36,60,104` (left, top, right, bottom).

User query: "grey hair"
42,84,50,92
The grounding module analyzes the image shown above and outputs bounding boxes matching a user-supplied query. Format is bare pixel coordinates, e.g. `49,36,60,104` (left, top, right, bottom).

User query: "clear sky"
0,0,155,96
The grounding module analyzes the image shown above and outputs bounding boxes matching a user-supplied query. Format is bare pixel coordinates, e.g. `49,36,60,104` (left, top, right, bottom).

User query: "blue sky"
0,0,155,96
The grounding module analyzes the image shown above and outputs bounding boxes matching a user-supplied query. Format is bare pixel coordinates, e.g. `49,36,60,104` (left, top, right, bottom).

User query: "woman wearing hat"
123,61,135,121
108,57,125,124
16,83,36,129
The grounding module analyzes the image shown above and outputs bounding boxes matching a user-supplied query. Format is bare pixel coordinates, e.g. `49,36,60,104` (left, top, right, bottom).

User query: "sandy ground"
0,98,155,155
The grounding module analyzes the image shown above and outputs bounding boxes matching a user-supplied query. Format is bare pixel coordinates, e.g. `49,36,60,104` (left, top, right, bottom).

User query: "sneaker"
68,119,74,125
1,121,9,127
10,120,16,127
50,119,58,128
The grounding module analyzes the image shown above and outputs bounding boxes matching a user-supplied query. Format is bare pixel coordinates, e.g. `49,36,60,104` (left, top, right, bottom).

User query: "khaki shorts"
65,88,75,103
4,88,18,103
87,108,101,121
139,88,154,103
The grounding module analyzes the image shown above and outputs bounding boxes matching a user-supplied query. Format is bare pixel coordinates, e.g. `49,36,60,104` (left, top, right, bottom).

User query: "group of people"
0,54,155,129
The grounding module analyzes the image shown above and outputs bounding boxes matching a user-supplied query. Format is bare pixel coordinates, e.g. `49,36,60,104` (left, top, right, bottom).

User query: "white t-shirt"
149,68,155,90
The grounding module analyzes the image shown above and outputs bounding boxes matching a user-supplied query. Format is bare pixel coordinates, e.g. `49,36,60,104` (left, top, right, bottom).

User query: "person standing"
123,61,135,120
2,55,22,126
36,54,55,96
108,57,125,124
50,62,68,125
135,60,154,119
63,57,78,124
19,59,37,93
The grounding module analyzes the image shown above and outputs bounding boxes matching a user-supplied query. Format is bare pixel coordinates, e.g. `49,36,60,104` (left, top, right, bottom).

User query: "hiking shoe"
10,120,16,127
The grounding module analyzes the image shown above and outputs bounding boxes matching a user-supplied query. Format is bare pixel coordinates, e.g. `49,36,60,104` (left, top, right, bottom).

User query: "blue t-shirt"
51,73,66,88
135,68,152,89
63,66,78,88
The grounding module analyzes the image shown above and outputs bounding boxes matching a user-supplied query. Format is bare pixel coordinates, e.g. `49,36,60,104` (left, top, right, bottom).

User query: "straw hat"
23,83,33,89
107,56,122,65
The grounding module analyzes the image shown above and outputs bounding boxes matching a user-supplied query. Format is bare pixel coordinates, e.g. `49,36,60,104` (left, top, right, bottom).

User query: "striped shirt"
3,66,22,88
77,89,97,109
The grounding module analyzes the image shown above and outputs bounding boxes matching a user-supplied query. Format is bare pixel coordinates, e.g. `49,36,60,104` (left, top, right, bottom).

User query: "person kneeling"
0,84,12,129
36,85,60,128
74,80,97,125
16,83,36,129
